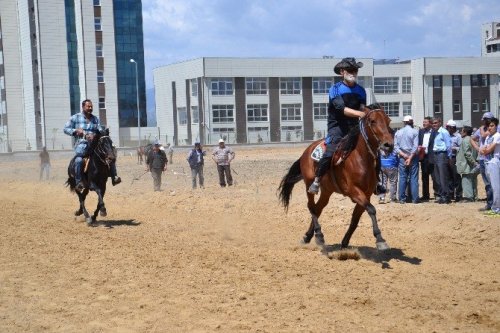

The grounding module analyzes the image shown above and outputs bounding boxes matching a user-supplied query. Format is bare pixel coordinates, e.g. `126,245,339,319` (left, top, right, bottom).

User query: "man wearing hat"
308,57,368,194
212,138,235,187
446,119,462,202
145,140,168,191
471,112,497,210
394,115,419,203
187,141,206,189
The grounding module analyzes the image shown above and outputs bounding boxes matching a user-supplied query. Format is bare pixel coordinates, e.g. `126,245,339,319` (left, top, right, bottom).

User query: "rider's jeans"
74,141,88,183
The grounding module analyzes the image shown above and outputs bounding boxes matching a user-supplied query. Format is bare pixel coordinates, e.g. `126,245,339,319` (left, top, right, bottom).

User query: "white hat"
446,119,457,127
403,115,413,122
218,138,225,143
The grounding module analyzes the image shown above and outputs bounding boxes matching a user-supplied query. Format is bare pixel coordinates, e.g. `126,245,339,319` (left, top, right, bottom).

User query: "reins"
92,135,113,167
359,109,385,165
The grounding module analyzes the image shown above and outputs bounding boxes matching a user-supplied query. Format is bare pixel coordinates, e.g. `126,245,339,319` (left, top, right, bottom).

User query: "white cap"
446,119,457,127
218,138,225,143
403,115,413,122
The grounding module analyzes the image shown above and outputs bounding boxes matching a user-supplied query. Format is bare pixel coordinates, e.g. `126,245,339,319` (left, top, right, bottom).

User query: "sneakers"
112,176,122,186
483,210,500,217
308,181,320,194
75,181,85,193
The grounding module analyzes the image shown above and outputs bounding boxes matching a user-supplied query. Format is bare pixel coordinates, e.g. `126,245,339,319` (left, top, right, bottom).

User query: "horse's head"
363,106,394,154
92,128,116,165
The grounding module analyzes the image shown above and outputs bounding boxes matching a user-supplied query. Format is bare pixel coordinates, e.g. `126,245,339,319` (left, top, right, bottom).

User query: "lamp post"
130,58,141,148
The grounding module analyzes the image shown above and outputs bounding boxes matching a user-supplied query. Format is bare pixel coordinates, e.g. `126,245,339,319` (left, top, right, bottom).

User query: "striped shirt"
63,112,101,145
394,125,418,156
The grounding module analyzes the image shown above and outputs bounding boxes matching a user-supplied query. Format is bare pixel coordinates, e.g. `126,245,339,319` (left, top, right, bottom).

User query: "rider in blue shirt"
308,58,368,194
64,99,121,192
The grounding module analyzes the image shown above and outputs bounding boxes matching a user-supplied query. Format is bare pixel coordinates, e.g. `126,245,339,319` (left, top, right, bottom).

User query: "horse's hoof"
86,217,94,225
99,209,107,217
376,241,390,251
74,210,83,216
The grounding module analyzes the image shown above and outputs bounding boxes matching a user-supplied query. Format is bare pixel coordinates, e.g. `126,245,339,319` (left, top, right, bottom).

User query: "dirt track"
0,145,499,332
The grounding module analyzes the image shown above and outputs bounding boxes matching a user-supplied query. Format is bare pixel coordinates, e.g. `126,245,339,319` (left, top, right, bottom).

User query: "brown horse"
137,144,153,164
278,107,394,251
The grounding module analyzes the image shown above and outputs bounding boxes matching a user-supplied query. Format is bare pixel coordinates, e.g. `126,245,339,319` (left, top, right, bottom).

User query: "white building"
482,22,500,57
0,0,147,152
153,56,500,146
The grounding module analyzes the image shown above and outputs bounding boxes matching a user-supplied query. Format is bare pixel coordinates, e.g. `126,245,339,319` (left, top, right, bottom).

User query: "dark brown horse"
137,144,153,164
278,107,394,251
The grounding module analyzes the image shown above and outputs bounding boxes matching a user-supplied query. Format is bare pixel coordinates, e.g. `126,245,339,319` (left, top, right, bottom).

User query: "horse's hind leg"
304,191,330,246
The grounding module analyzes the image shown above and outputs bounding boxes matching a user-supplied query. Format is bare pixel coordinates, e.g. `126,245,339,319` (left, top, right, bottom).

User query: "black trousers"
420,156,439,199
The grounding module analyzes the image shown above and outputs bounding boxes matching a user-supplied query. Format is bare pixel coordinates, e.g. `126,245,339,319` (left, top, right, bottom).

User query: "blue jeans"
480,159,493,208
74,141,89,183
398,157,419,203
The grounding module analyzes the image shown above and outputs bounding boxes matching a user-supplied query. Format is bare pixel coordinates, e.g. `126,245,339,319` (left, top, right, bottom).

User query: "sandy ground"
0,144,499,333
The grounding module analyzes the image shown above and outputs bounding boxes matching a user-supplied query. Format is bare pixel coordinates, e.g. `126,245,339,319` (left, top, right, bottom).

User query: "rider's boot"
308,155,331,195
74,157,85,193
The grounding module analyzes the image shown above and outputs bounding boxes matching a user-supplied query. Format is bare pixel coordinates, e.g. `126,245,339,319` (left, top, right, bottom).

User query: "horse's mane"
337,103,381,155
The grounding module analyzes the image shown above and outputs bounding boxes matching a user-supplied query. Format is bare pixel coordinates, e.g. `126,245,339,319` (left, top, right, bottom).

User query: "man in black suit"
418,116,439,201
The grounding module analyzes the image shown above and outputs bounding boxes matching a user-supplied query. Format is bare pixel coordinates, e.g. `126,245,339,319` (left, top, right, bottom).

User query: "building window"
482,98,489,112
212,105,234,123
178,107,187,125
402,77,411,93
281,103,302,121
97,70,104,83
402,102,412,116
433,75,442,89
191,106,199,124
191,79,198,97
247,104,268,122
211,78,233,96
281,126,303,141
434,101,442,114
93,0,101,5
313,103,328,120
452,75,462,88
99,97,105,109
312,77,331,94
379,102,399,117
373,77,399,94
96,44,103,57
471,100,480,113
471,74,488,87
453,100,461,113
280,77,301,95
94,17,102,31
246,77,267,95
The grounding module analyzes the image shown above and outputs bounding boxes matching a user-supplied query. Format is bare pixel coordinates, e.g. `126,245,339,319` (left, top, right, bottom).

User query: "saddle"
310,136,354,166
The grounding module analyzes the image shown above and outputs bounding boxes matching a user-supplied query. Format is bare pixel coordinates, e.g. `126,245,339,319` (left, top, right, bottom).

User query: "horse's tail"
66,159,76,192
278,159,303,211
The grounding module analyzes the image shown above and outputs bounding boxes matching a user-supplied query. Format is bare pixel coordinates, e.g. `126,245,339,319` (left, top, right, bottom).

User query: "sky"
141,0,500,122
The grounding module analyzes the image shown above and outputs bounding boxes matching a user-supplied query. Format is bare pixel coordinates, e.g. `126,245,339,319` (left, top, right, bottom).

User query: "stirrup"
308,182,320,195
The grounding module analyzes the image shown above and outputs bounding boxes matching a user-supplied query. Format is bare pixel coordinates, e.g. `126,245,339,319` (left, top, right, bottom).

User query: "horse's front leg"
76,191,91,224
365,202,389,251
92,187,106,221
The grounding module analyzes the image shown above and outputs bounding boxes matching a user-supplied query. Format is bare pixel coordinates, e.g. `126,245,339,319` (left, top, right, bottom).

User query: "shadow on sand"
323,244,422,269
91,219,141,228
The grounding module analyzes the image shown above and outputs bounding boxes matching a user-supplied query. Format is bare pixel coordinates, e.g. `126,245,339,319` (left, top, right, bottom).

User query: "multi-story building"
0,0,146,152
482,22,500,57
153,56,500,145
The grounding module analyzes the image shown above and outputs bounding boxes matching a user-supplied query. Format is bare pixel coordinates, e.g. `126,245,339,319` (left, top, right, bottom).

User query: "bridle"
92,135,114,167
359,109,388,163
